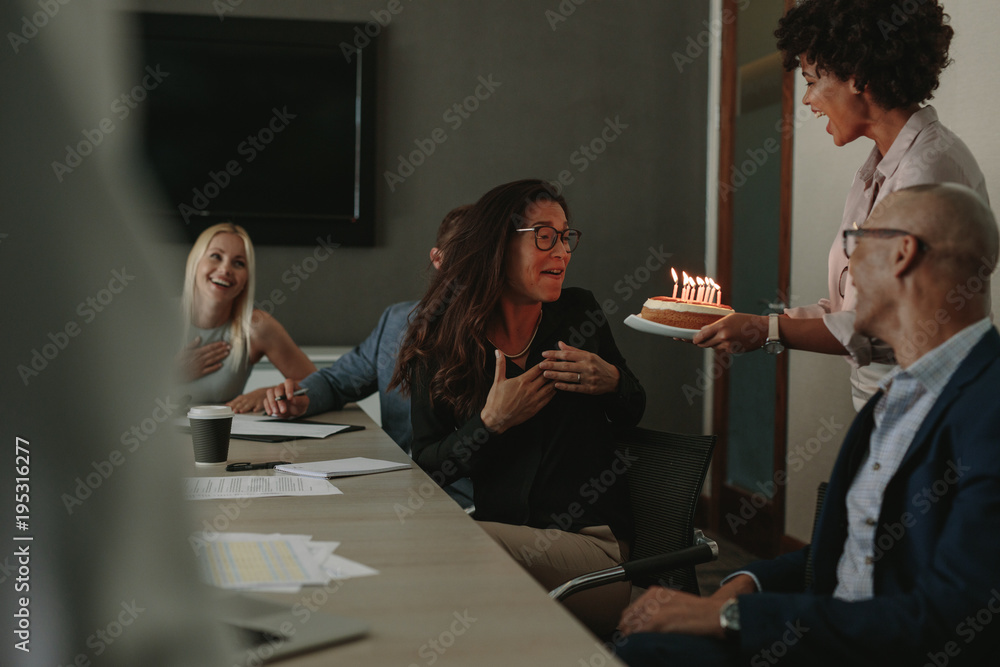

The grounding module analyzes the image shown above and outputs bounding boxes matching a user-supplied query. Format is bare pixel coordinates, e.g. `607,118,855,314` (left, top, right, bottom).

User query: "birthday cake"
639,296,733,330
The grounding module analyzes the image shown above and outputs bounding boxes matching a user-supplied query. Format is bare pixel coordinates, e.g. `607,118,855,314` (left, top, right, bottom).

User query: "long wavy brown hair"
390,179,569,420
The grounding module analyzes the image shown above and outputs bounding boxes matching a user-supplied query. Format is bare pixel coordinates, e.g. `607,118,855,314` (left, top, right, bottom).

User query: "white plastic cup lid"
187,405,234,419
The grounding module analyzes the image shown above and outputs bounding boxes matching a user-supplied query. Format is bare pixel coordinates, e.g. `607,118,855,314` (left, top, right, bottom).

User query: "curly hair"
389,179,569,420
775,0,953,110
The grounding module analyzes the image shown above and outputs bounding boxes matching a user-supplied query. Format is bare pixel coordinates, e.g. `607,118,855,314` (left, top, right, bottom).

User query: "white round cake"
639,297,733,330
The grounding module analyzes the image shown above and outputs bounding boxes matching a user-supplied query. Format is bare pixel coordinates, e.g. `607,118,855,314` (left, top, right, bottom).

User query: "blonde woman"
178,223,315,412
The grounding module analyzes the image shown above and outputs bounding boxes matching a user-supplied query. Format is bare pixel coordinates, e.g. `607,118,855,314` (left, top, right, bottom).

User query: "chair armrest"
548,540,719,602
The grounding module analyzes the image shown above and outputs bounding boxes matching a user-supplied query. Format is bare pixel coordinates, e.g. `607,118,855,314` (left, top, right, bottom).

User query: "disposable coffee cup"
188,405,234,466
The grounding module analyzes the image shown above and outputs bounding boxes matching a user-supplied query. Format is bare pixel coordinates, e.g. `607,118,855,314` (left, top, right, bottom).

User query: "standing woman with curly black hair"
694,0,990,409
390,179,645,637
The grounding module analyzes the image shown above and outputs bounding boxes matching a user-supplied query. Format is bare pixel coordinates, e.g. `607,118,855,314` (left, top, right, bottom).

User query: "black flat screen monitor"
136,12,377,246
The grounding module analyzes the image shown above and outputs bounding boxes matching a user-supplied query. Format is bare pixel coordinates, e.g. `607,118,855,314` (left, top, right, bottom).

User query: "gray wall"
137,0,712,434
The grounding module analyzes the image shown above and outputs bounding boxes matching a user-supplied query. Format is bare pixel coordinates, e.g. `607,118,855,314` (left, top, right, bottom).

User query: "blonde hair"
181,223,256,372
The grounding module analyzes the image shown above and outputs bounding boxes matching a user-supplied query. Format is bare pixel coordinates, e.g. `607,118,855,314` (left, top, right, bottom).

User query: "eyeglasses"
514,226,582,253
842,228,930,259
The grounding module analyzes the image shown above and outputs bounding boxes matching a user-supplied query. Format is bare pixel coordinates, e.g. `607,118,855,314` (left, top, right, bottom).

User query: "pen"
275,387,309,401
225,461,290,472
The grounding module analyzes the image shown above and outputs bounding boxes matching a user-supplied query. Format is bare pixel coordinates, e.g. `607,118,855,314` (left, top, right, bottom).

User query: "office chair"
802,481,829,591
550,426,718,602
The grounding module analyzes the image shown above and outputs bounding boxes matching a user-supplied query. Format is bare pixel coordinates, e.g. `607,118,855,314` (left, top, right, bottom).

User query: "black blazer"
410,288,645,536
738,327,1000,666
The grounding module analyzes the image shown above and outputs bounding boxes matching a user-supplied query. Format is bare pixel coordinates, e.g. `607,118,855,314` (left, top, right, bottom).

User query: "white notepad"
274,457,411,479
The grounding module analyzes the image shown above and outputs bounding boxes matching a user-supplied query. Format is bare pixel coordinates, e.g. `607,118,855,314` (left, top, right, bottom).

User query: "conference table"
185,407,625,666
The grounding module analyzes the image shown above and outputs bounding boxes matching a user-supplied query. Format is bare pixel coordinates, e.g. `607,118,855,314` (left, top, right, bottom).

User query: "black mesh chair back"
617,426,716,594
802,481,829,591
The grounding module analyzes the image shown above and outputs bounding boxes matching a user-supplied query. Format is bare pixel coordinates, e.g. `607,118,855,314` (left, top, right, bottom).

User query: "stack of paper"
275,457,411,479
175,414,359,439
183,476,343,500
191,532,378,592
228,417,357,439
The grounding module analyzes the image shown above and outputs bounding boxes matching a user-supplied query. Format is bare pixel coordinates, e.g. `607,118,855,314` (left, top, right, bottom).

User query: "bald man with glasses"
617,184,1000,667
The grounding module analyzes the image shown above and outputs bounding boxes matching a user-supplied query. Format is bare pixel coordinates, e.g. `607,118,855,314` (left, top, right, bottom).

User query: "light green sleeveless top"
183,323,251,404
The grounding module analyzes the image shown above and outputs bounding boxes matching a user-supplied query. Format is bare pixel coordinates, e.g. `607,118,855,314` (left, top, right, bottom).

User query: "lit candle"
696,276,706,303
671,267,678,299
681,271,690,300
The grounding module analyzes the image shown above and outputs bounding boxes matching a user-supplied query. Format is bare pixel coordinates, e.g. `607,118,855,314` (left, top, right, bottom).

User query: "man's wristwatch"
763,314,785,355
719,597,741,639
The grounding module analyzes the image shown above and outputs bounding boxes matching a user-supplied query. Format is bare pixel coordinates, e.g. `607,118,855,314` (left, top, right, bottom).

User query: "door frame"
703,0,795,558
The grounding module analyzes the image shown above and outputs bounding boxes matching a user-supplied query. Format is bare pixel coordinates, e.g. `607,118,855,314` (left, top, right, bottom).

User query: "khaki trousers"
478,521,630,638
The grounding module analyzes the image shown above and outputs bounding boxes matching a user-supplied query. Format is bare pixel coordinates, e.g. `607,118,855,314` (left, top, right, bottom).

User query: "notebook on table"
274,457,411,478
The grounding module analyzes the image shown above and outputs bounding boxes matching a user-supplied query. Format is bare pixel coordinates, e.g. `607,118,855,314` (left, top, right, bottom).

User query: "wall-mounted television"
136,12,377,246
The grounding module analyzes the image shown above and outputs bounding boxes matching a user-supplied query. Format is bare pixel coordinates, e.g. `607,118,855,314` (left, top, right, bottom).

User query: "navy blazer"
738,328,1000,666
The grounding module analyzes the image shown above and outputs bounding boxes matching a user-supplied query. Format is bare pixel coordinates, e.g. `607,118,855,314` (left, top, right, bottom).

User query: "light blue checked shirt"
833,318,993,601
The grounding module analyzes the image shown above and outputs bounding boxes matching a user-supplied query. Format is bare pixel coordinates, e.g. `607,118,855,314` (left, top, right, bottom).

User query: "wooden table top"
185,407,623,666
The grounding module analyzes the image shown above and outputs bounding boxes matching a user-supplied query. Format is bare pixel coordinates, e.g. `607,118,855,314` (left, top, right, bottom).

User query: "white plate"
624,314,699,340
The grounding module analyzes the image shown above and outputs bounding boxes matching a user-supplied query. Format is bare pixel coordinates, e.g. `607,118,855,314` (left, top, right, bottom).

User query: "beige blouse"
785,106,990,409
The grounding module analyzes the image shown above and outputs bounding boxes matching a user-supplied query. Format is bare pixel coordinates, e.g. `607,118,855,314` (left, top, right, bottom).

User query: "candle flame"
671,267,678,283
681,270,689,284
696,276,705,286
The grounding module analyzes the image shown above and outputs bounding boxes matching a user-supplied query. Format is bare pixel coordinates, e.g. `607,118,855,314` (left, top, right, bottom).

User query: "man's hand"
618,586,727,639
618,575,757,638
263,379,309,418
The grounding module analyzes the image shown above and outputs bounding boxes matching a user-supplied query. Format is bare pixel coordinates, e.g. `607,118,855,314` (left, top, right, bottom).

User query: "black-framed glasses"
514,226,582,253
843,228,930,259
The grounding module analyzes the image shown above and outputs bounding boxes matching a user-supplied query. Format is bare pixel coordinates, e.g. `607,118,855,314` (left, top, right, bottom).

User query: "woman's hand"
538,341,621,395
227,387,268,414
480,351,556,434
692,313,768,353
176,336,230,381
263,378,310,419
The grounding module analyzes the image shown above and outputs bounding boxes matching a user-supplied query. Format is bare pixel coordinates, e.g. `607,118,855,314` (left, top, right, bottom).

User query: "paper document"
230,415,356,439
183,476,342,500
323,553,379,580
191,533,379,591
275,457,411,479
194,533,330,590
175,414,358,439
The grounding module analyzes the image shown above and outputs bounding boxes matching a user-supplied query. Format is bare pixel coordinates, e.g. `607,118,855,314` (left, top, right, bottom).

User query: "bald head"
854,184,997,361
869,183,997,283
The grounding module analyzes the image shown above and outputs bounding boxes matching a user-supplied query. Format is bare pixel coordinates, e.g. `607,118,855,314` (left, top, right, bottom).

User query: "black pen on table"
225,461,289,472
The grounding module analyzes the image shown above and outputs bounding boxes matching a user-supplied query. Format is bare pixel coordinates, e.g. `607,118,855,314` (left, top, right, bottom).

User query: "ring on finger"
577,372,582,384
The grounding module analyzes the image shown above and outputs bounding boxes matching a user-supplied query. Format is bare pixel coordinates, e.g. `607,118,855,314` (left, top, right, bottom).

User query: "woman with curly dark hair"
390,178,645,637
694,0,989,409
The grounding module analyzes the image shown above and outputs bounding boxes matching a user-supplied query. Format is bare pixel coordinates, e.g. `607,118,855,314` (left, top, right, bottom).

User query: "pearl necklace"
489,311,542,359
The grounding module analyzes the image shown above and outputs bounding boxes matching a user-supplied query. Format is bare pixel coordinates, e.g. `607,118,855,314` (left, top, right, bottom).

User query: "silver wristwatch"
719,597,741,638
763,313,785,355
